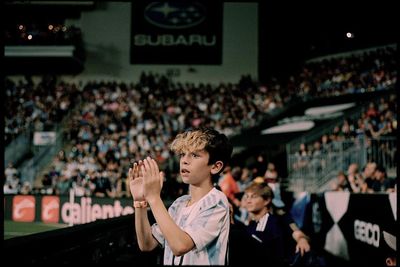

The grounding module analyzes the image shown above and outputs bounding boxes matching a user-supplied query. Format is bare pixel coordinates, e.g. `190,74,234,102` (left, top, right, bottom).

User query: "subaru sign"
131,1,222,64
144,2,206,30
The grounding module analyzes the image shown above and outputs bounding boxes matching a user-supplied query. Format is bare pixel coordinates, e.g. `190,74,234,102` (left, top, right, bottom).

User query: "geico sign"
61,197,134,225
354,219,380,248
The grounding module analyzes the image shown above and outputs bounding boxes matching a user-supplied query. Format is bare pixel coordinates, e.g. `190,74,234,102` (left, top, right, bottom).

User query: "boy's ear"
264,198,271,207
210,161,224,175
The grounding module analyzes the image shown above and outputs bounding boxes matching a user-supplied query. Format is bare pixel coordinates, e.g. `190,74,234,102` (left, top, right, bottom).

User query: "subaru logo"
144,2,206,29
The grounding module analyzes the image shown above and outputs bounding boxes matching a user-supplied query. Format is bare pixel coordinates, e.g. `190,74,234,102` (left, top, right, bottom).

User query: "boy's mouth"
181,168,190,174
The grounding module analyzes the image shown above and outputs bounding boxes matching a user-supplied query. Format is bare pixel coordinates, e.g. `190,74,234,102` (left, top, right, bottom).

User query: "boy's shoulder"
209,187,228,200
199,188,229,210
169,188,229,213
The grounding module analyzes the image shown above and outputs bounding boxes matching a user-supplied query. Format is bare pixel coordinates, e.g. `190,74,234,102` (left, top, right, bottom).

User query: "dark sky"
258,2,397,80
5,1,397,78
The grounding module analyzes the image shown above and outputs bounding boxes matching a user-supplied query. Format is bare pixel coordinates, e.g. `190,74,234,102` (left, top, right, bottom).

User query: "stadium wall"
65,2,258,84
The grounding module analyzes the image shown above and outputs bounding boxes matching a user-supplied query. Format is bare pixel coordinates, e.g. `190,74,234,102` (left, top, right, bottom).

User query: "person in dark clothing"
240,182,285,266
273,207,311,265
93,172,112,197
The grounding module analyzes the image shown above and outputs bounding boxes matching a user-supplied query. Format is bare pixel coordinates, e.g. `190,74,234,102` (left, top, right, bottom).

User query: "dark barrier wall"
4,194,134,225
296,192,397,267
3,214,163,265
5,192,396,265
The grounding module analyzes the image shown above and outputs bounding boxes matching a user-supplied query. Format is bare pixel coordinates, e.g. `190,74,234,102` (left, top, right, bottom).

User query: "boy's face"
243,191,269,213
178,149,213,185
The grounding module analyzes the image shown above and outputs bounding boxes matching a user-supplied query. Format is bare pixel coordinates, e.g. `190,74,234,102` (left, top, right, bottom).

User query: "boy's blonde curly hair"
170,127,233,181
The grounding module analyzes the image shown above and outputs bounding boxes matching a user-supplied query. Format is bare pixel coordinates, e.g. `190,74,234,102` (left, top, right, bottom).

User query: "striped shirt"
152,188,230,265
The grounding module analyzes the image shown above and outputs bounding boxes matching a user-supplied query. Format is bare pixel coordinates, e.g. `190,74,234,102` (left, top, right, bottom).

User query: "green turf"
4,220,69,240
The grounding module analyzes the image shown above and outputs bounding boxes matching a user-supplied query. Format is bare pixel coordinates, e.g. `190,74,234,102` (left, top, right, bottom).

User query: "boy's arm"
129,163,159,252
134,205,159,251
142,157,195,256
148,196,195,256
290,222,311,256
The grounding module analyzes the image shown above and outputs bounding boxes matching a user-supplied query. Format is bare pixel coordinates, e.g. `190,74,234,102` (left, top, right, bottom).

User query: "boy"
241,182,285,266
129,127,233,265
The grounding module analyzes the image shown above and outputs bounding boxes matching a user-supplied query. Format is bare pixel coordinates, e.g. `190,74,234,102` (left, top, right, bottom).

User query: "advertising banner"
5,194,134,226
310,192,397,267
131,1,223,64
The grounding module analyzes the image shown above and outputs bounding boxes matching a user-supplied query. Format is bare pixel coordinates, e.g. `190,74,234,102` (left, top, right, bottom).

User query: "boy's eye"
178,152,200,158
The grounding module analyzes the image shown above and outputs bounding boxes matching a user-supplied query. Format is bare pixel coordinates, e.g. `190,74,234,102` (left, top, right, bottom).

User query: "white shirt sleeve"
150,196,186,248
182,201,228,251
151,223,165,247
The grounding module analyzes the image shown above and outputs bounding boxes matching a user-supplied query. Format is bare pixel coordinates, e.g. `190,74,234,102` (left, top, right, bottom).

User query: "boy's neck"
249,207,269,222
188,182,214,205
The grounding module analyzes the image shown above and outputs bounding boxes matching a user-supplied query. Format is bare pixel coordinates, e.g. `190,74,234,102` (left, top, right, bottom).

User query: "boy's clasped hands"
129,157,164,208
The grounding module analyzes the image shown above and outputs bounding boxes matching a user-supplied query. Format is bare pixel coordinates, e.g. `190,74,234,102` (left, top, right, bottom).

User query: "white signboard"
33,131,56,146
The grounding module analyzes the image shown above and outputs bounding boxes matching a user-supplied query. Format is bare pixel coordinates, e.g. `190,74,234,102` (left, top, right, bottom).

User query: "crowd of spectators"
3,162,31,195
291,93,397,176
4,76,81,145
4,45,397,200
32,74,283,199
286,46,397,99
330,161,396,193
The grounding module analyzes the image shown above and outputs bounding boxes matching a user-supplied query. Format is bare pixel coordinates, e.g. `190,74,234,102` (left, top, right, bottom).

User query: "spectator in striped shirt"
129,127,232,265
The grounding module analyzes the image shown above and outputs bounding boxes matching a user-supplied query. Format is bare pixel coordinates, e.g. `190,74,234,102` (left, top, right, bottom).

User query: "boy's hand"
129,161,145,201
295,236,311,256
141,157,164,203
